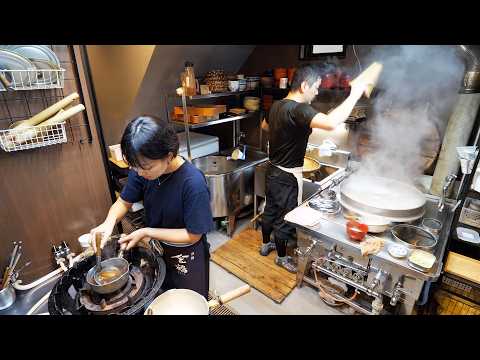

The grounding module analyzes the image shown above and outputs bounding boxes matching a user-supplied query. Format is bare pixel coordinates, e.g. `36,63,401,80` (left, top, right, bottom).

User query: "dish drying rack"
0,122,67,152
0,68,65,91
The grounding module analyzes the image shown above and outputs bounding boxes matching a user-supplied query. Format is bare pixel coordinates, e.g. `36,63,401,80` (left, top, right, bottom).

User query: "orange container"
274,68,287,87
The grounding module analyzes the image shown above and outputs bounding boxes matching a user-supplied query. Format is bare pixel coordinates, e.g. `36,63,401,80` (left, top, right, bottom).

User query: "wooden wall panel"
0,45,112,283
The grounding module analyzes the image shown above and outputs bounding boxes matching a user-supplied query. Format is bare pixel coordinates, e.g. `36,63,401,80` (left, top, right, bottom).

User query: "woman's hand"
118,228,152,251
90,220,116,251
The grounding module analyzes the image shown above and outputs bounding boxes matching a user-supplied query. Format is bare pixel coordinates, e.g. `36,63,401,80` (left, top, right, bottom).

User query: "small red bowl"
346,220,369,242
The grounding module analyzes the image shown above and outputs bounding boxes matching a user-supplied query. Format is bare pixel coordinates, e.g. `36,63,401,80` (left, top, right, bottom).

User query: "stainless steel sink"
192,156,238,175
254,161,341,199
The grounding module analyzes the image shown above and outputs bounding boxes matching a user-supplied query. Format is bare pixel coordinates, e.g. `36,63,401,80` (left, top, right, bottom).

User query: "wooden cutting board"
444,251,480,285
109,157,128,169
211,228,297,303
173,105,227,117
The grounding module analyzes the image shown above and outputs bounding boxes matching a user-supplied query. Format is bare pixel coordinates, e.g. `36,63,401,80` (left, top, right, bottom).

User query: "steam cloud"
352,45,465,184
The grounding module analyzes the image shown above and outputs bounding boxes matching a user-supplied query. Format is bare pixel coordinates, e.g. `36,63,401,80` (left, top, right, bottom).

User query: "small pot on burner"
86,257,130,295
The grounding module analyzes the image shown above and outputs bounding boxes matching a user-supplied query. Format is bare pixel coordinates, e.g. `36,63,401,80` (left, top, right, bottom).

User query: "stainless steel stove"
48,243,166,315
287,173,457,315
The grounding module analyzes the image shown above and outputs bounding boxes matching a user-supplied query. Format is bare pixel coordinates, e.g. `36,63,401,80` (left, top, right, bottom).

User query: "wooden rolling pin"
40,104,85,126
350,62,383,98
14,104,85,145
0,72,12,89
9,92,79,129
207,285,251,308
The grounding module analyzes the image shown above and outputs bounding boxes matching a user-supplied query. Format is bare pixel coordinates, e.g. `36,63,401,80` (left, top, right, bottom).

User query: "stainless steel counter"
285,171,457,314
289,196,455,281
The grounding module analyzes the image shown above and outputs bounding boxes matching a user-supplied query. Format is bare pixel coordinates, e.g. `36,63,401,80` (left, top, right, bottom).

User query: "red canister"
339,74,352,90
321,73,335,89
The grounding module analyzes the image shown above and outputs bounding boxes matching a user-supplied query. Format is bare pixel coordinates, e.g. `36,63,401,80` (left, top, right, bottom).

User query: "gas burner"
308,194,341,215
79,267,145,314
48,244,166,315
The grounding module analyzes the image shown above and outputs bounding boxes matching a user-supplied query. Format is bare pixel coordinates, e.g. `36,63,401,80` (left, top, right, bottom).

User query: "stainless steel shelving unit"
185,90,255,100
170,111,259,129
168,87,260,161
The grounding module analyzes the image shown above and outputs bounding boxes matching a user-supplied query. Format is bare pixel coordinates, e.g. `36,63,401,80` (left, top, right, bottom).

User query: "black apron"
161,235,210,298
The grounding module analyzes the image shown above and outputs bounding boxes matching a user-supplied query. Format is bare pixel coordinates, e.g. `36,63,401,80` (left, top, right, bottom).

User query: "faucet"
295,238,318,258
438,174,457,212
389,275,415,306
332,149,352,172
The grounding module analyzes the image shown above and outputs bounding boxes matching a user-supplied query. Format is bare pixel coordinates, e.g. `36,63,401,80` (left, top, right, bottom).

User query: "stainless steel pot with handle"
144,285,251,315
86,257,130,295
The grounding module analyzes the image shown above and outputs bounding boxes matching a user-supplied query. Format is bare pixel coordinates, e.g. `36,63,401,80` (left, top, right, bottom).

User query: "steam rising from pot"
353,45,464,183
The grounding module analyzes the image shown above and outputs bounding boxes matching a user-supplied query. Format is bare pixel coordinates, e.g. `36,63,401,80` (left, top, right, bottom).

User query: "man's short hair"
290,64,327,91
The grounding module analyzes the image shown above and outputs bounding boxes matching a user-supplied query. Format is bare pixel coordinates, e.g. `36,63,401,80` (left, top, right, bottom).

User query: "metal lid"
340,175,426,222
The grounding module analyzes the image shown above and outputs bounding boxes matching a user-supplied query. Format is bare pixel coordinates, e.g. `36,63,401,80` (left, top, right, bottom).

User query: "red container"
346,220,368,242
339,74,352,90
321,73,336,89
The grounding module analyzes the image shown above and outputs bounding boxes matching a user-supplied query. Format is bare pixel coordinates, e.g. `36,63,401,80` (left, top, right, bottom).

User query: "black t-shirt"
120,161,213,246
266,99,318,168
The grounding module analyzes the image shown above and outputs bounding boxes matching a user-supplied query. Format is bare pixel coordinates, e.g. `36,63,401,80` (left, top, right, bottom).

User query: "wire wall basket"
0,122,67,152
0,68,65,91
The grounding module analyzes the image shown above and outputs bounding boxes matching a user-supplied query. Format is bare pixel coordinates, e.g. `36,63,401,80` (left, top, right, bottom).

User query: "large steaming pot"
339,175,426,223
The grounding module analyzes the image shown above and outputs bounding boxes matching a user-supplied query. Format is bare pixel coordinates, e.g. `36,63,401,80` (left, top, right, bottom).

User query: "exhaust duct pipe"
430,46,480,196
458,45,480,93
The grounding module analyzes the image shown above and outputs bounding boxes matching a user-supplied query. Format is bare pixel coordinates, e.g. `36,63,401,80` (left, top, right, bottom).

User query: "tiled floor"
207,219,343,315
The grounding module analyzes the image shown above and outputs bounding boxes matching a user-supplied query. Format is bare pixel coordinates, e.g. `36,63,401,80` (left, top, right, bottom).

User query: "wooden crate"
434,289,480,315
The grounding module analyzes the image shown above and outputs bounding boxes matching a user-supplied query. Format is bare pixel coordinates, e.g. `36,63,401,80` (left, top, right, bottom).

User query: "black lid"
185,61,194,68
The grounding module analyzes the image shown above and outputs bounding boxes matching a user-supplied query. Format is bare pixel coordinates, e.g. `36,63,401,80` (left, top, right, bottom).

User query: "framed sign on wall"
299,45,347,59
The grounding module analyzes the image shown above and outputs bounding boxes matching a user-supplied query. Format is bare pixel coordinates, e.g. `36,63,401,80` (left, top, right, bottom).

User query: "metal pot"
192,151,267,218
144,285,250,315
342,207,391,233
303,156,321,177
86,257,130,295
360,215,391,233
0,285,15,310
